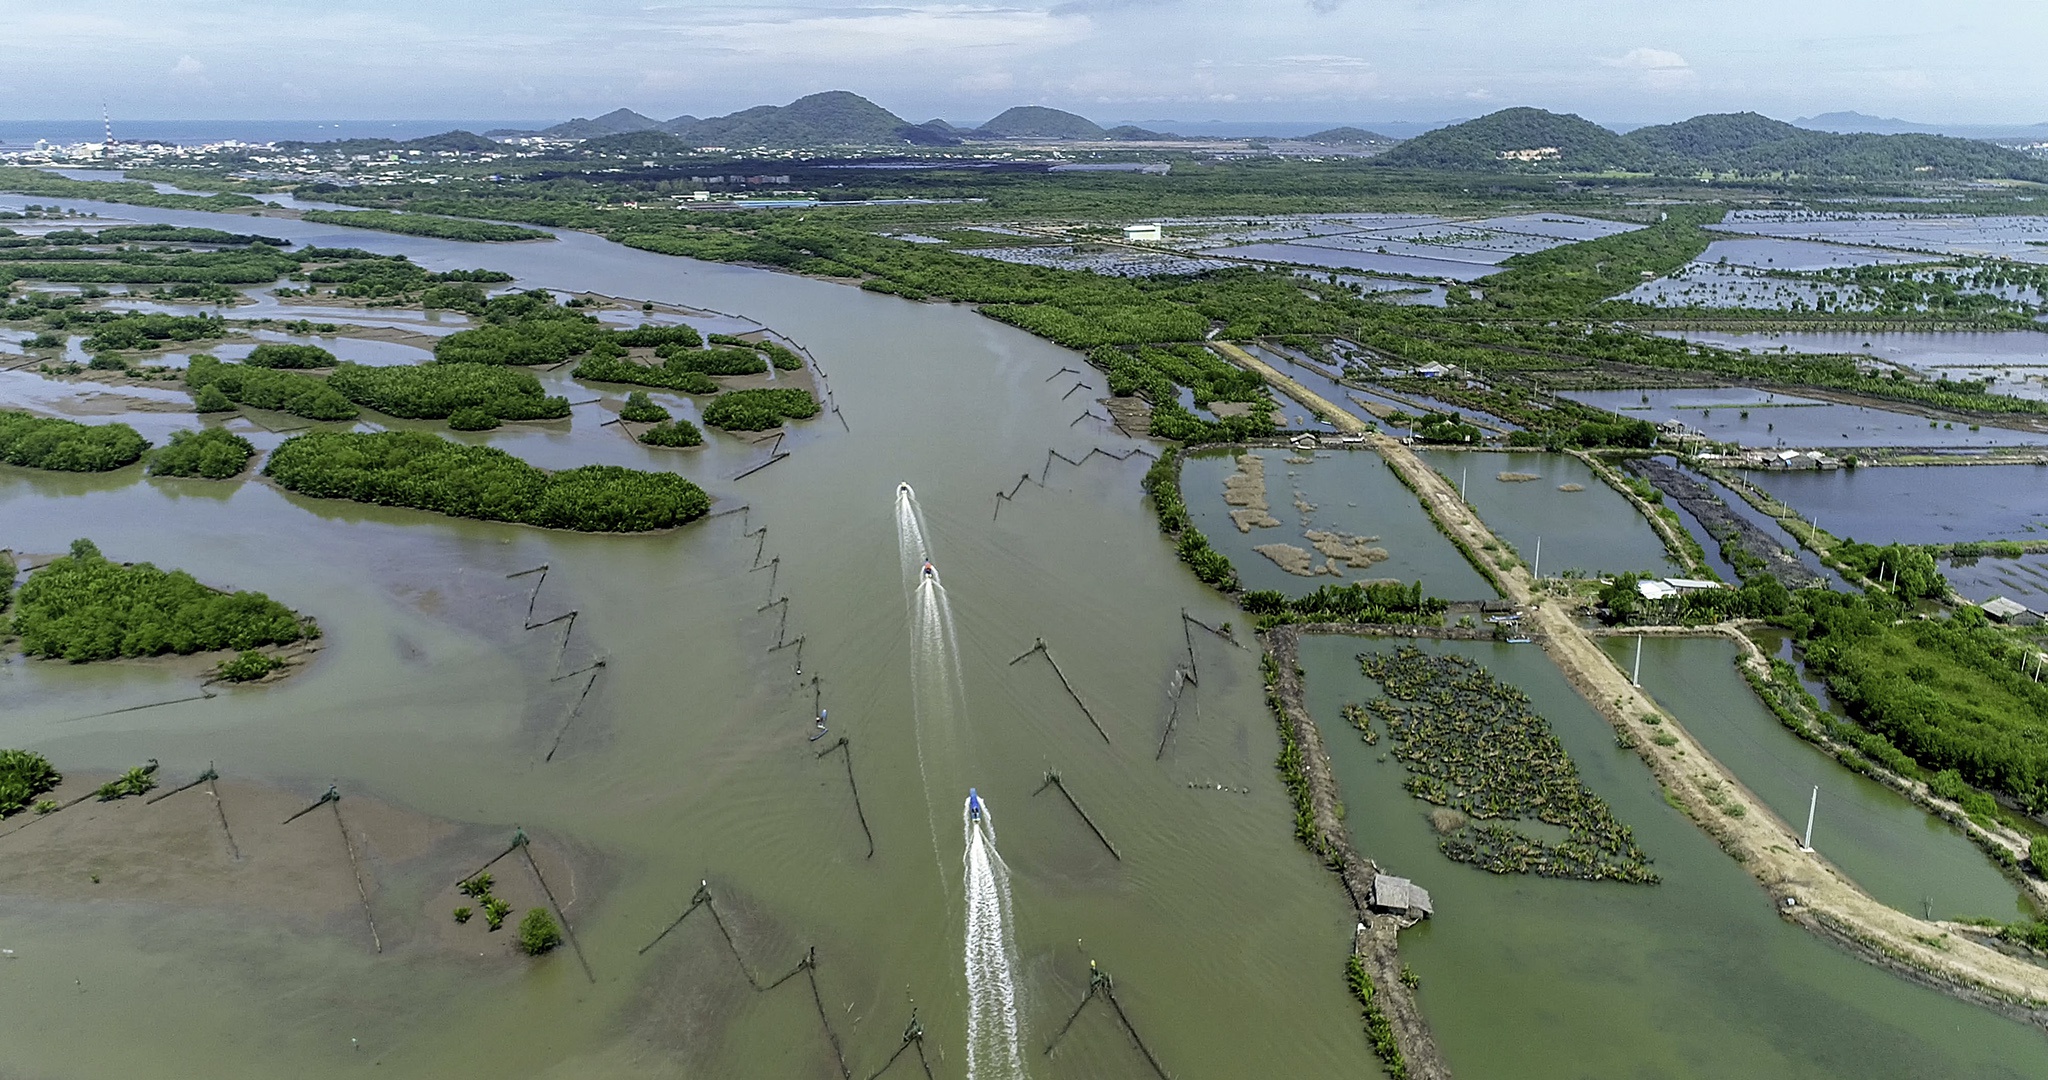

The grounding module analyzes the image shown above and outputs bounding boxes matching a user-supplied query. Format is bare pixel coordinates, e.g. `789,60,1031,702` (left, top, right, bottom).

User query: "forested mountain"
1371,108,1662,171
576,130,695,156
973,106,1106,139
1622,112,1802,156
275,130,504,154
540,109,665,139
1703,131,2048,180
665,91,921,147
1303,126,1393,145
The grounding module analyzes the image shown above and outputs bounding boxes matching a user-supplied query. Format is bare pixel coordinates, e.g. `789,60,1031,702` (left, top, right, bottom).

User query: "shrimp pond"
0,186,2044,1077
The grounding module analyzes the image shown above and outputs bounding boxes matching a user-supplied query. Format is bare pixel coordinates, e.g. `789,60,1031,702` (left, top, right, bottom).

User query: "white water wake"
964,799,1025,1080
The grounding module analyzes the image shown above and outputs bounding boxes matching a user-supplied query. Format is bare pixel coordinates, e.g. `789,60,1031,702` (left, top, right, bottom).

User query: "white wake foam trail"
964,799,1024,1080
898,484,959,893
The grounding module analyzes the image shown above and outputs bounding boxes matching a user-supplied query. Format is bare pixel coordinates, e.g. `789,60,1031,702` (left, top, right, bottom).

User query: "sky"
4,1,2045,126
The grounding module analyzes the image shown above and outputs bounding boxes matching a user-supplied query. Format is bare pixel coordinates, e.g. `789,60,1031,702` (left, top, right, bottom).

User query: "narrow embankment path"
1228,342,2048,1028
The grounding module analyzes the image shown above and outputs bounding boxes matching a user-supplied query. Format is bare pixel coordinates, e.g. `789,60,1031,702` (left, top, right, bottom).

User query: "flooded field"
1414,450,1676,577
1181,446,1497,598
1604,635,2024,921
1562,387,2048,448
1304,634,2048,1080
1651,329,2048,402
1712,210,2048,264
1750,464,2048,543
1941,550,2048,606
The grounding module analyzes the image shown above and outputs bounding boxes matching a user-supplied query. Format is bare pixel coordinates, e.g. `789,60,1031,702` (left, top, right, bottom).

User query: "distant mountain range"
1794,111,2048,139
1373,107,2048,180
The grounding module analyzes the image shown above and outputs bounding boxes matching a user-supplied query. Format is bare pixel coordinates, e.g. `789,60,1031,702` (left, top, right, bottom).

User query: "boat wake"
964,798,1024,1080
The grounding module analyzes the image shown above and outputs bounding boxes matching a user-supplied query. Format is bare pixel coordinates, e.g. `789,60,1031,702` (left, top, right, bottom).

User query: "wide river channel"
1,189,2044,1078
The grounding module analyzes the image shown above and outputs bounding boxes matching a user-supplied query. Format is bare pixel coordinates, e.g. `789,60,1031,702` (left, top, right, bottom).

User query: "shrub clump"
148,428,255,479
12,538,314,662
448,407,501,431
0,411,150,472
263,430,710,532
186,355,358,421
618,391,670,423
243,343,337,369
325,362,570,422
572,352,719,394
701,388,820,431
216,649,282,682
0,749,61,817
518,907,564,955
96,761,159,801
638,419,704,448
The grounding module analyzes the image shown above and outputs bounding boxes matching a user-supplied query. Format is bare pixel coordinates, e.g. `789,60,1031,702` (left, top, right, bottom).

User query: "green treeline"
148,428,255,479
12,538,313,662
325,362,570,422
1792,592,2048,812
615,324,702,349
0,167,263,212
187,356,359,421
263,430,710,532
0,411,149,471
700,387,820,431
244,343,337,368
1240,581,1444,629
299,210,552,243
80,313,225,352
1345,956,1408,1080
638,419,704,447
304,252,512,301
659,342,768,376
709,334,806,371
434,291,607,364
573,353,718,393
1089,345,1278,443
1141,449,1236,588
39,224,290,247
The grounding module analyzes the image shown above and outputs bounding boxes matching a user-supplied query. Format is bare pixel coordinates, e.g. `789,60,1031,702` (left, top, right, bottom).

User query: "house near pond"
1981,596,2040,625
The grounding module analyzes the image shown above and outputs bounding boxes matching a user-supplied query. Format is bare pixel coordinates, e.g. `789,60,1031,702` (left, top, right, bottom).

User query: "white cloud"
170,54,206,76
684,5,1092,61
1602,47,1695,91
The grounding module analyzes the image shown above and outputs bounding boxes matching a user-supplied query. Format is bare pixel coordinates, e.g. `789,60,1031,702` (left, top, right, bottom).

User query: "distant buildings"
1981,596,2040,625
1123,223,1163,242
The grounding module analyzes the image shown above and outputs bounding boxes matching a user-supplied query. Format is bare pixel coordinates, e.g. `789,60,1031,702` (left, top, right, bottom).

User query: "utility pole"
1800,785,1818,852
1460,466,1467,501
1533,536,1542,583
1632,635,1644,688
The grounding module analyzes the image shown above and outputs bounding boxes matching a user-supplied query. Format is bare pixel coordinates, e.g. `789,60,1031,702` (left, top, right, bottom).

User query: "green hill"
275,130,504,155
974,106,1106,139
544,109,664,139
1303,126,1392,145
1701,131,2048,181
1371,108,1662,171
578,130,695,157
1623,112,1802,156
670,91,915,147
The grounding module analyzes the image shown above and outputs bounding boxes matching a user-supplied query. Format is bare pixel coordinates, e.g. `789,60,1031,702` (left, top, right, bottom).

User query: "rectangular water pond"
1651,328,2048,403
1605,634,2025,921
1301,633,2048,1080
1750,463,2048,544
1415,450,1678,578
1563,387,2048,449
1181,446,1497,599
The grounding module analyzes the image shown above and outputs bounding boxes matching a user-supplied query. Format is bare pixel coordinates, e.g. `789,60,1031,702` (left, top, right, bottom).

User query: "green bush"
448,407,501,431
96,762,159,801
573,353,720,394
613,324,702,349
638,419,703,448
659,342,767,375
186,355,358,421
619,391,670,423
12,538,313,662
326,362,568,422
0,411,149,471
434,292,605,364
700,388,820,431
193,384,236,413
453,906,473,924
216,650,282,682
263,430,710,532
483,896,512,931
243,343,336,369
0,749,61,817
518,907,564,955
2031,842,2048,879
458,872,494,898
148,428,254,479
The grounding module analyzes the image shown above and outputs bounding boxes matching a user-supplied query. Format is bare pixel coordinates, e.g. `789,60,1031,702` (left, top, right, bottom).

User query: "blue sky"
3,1,2041,124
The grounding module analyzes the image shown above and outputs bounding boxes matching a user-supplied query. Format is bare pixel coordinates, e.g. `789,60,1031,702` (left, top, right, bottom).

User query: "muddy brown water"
0,192,2043,1076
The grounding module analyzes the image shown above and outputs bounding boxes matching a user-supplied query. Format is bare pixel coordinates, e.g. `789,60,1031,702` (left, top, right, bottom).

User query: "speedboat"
898,481,911,496
968,787,984,822
922,559,936,579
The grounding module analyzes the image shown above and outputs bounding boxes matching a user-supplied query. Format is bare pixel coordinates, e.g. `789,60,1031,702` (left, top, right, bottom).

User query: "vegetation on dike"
1241,581,1446,629
263,430,711,532
243,343,337,369
1359,647,1657,883
147,427,255,479
700,387,820,431
12,539,314,663
325,362,571,422
1141,449,1237,589
186,356,359,421
1263,651,1327,860
0,411,149,472
1346,955,1408,1080
299,209,552,243
0,749,61,817
638,419,704,448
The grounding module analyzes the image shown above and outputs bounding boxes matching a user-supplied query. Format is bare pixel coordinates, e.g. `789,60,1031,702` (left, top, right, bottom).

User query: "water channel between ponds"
1414,450,1677,578
1300,634,2048,1079
1602,635,2024,921
1562,387,2048,449
1,193,1368,1079
1181,445,1498,598
2,188,2045,1077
